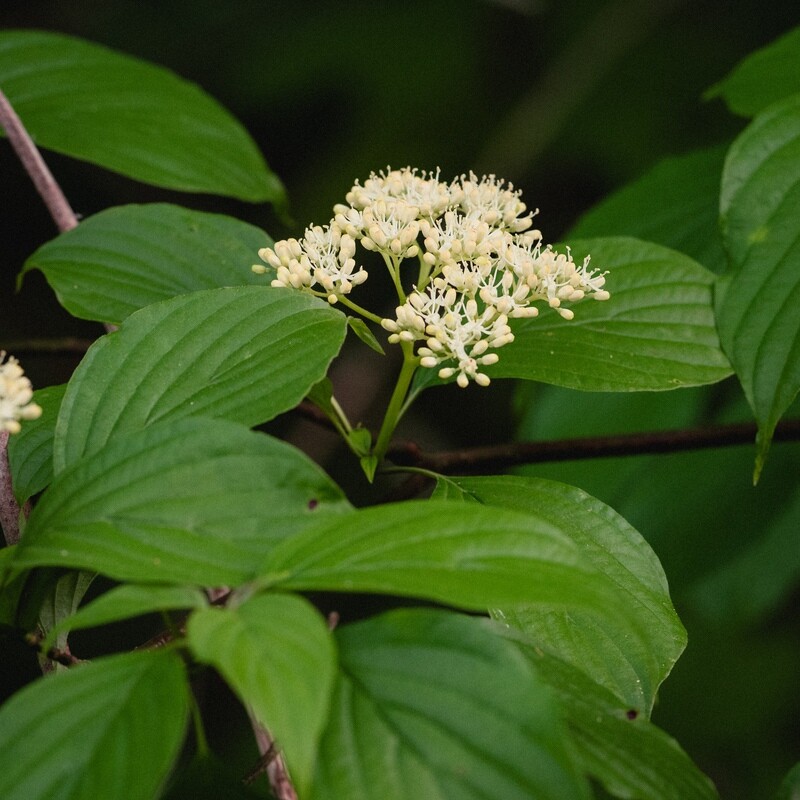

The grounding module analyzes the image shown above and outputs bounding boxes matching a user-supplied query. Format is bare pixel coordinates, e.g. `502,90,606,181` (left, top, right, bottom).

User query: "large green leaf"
5,383,65,504
188,593,335,796
509,635,718,800
0,30,284,203
568,146,728,274
515,384,800,628
717,95,800,478
53,286,347,471
433,475,685,714
21,204,273,325
258,500,654,657
489,237,732,391
44,584,208,650
706,26,800,117
311,609,589,800
14,418,352,586
0,649,189,800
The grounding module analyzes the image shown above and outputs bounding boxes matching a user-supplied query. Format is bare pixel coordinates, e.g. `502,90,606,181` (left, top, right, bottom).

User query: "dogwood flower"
253,166,610,386
0,352,42,434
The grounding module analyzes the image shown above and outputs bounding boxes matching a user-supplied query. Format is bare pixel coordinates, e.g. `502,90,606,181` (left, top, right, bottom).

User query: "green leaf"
258,500,653,654
510,636,718,800
489,237,732,391
432,475,686,714
312,609,589,800
347,316,386,354
568,145,729,274
717,95,800,478
21,204,274,325
515,384,800,628
0,30,285,203
37,570,95,663
188,593,335,796
53,286,347,471
44,584,208,651
348,427,372,456
0,649,189,800
774,761,800,800
15,418,352,586
706,26,800,117
5,383,65,504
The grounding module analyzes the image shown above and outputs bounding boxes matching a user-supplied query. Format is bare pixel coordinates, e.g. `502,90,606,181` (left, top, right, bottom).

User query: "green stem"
190,692,210,757
383,253,407,303
373,342,419,462
335,294,384,325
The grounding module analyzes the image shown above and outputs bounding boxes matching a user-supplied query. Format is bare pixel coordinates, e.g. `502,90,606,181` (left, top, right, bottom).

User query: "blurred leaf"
432,475,686,714
21,205,273,324
687,480,800,627
188,593,335,796
163,753,263,800
347,316,385,354
259,500,656,656
717,95,800,478
0,30,285,203
53,286,346,471
509,635,718,800
490,237,732,391
5,383,65,504
706,26,800,117
44,584,208,650
311,609,590,800
568,145,729,274
15,418,352,586
0,649,189,800
774,761,800,800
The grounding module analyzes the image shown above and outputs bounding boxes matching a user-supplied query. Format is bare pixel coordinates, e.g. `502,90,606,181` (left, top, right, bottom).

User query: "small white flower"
339,167,453,219
0,352,42,434
454,172,536,233
256,224,367,303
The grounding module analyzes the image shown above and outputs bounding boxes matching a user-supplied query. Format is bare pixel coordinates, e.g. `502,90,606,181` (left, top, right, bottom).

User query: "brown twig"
2,338,96,358
0,88,79,234
0,431,23,546
246,711,298,800
387,418,800,474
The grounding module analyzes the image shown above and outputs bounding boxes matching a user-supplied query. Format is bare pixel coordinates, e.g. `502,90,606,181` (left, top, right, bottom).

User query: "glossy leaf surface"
53,286,346,471
0,649,189,800
21,204,273,324
16,418,351,586
0,30,284,202
311,609,589,800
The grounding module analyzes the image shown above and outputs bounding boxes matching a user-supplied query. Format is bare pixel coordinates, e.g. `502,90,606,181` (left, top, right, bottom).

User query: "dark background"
2,2,799,798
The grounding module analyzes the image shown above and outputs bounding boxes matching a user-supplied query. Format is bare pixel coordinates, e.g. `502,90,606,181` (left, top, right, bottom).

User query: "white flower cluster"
254,167,609,387
0,352,42,434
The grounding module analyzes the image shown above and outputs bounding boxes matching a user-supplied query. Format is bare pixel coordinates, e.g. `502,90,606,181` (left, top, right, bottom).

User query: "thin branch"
388,418,800,474
2,338,96,358
245,711,298,800
0,431,29,546
0,88,78,234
